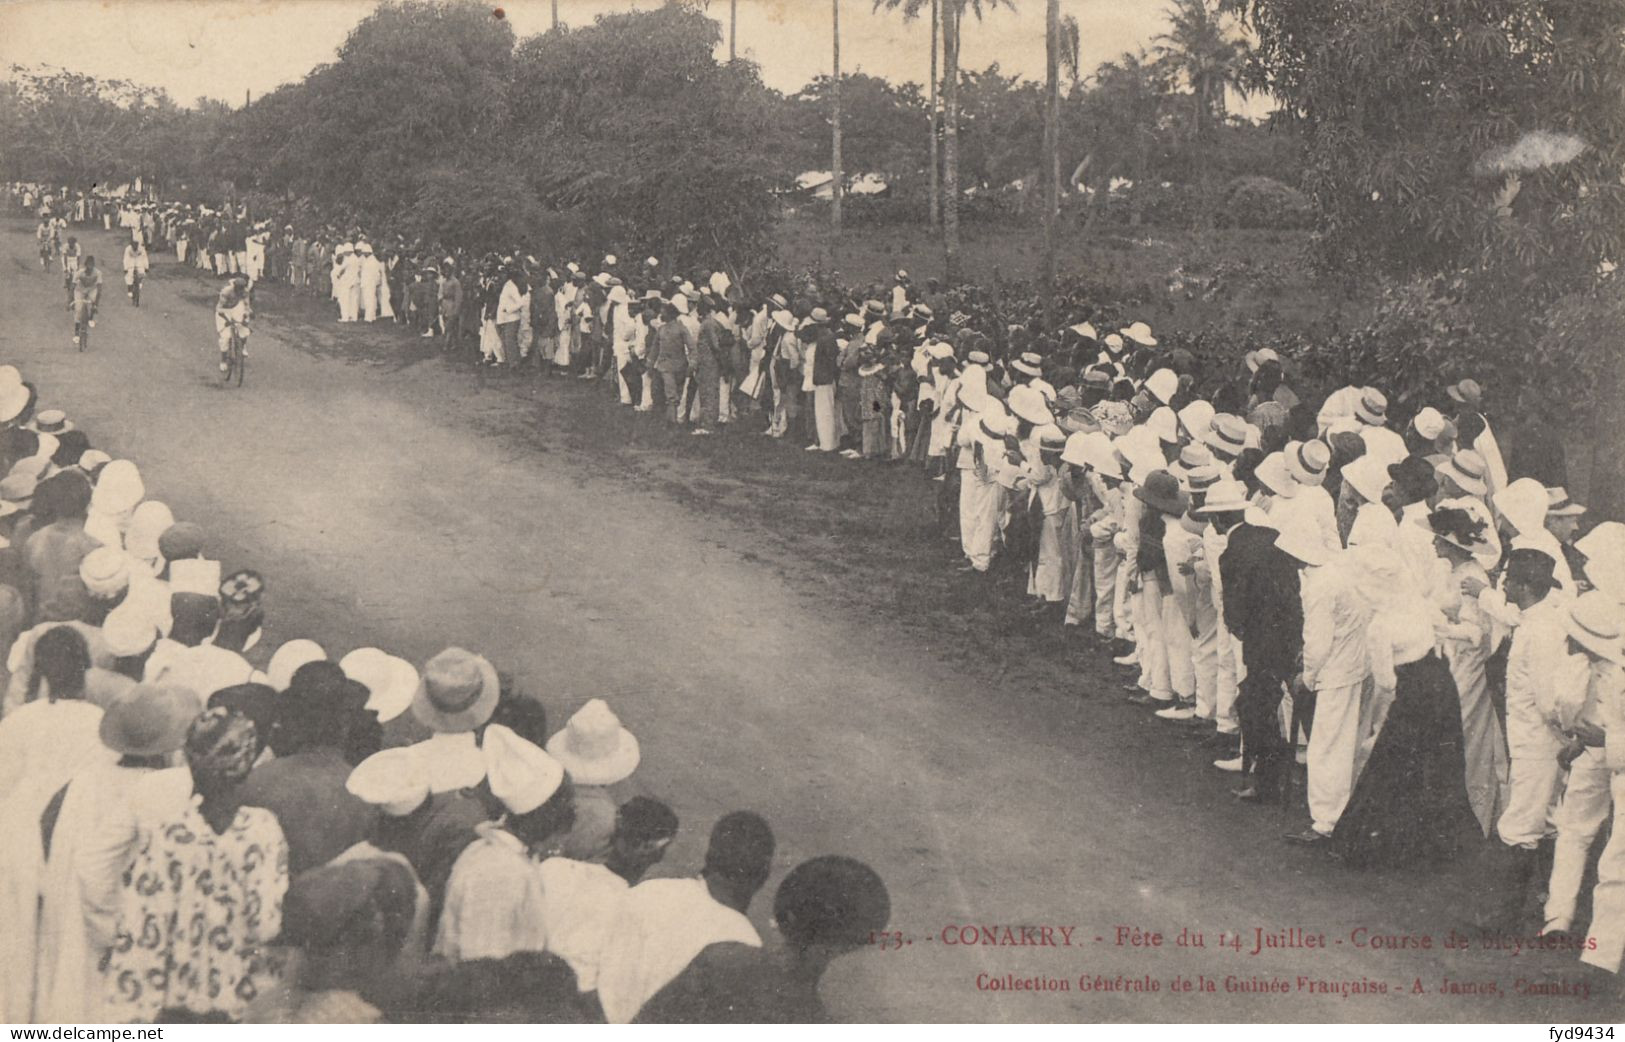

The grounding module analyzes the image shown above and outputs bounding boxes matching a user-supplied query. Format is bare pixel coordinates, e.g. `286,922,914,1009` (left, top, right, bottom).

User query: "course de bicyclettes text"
867,922,1603,1002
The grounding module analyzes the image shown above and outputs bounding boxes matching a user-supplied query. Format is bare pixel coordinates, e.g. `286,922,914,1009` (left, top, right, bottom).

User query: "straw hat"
1340,455,1391,505
99,684,202,758
1354,388,1388,426
1193,479,1250,514
1546,487,1586,517
1283,440,1330,487
1434,450,1488,497
411,647,500,734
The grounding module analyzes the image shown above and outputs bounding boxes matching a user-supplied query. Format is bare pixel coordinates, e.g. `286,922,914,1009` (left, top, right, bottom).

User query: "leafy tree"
256,0,516,220
509,2,788,269
788,74,929,180
1230,0,1625,514
5,65,163,188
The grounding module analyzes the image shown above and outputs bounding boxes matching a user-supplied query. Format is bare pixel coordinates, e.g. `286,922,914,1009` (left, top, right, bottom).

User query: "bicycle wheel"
235,338,245,387
76,318,87,352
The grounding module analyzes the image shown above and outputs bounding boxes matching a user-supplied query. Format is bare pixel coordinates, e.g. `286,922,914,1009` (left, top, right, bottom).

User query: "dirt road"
0,219,1606,1021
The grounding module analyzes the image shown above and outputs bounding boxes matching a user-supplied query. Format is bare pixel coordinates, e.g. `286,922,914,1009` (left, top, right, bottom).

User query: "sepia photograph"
0,0,1622,1027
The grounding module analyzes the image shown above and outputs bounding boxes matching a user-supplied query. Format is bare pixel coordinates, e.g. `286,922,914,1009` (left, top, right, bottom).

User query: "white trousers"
1091,544,1118,638
1307,681,1365,834
813,384,838,450
1498,754,1565,849
1189,597,1219,719
1580,770,1625,974
337,283,360,322
1134,579,1171,700
1544,748,1612,932
1113,553,1135,645
959,472,997,571
1162,594,1195,700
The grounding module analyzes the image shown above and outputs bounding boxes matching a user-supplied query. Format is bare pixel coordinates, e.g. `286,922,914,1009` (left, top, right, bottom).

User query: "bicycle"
127,271,142,308
221,321,246,387
73,301,93,352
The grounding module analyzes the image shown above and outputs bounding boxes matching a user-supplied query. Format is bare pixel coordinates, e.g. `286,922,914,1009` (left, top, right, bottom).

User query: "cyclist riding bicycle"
61,236,82,303
216,273,252,375
71,257,103,349
123,235,149,306
35,219,55,268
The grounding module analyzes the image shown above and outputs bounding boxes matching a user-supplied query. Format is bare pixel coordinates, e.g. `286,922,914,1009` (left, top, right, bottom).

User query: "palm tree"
1152,0,1246,140
1042,0,1059,321
928,0,939,228
832,0,843,232
1059,13,1081,95
874,0,1014,283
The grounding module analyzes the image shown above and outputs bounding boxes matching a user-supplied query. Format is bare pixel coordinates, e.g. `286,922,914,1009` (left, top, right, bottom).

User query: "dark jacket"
807,328,839,387
1219,522,1303,679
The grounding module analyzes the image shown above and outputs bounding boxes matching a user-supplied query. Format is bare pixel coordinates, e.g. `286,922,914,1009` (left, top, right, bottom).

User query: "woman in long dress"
1424,506,1508,836
1330,588,1479,869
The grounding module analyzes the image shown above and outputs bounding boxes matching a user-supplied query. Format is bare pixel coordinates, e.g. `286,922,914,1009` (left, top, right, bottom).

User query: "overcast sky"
0,0,1200,106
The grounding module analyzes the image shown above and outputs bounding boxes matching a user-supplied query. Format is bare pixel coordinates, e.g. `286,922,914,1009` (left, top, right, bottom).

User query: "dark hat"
1133,469,1189,516
280,857,419,952
158,522,206,562
1387,454,1439,502
1505,547,1559,592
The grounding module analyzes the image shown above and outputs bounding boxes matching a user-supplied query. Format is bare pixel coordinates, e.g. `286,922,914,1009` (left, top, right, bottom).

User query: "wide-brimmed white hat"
412,647,500,734
1255,452,1299,498
92,459,144,515
340,647,421,724
1145,368,1178,405
1177,400,1215,441
1494,478,1549,537
1121,321,1157,346
347,746,430,817
546,698,641,786
101,605,159,658
484,724,565,815
1564,592,1624,665
0,382,31,425
1275,522,1330,566
1146,406,1180,445
264,639,326,692
1340,455,1391,505
1576,522,1625,603
79,546,132,598
1007,385,1052,426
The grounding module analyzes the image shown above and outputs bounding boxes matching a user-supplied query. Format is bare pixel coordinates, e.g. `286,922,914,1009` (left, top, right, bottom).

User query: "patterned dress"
104,798,288,1023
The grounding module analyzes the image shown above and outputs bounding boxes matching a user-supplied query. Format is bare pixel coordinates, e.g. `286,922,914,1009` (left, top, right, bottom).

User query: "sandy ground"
0,218,1613,1022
